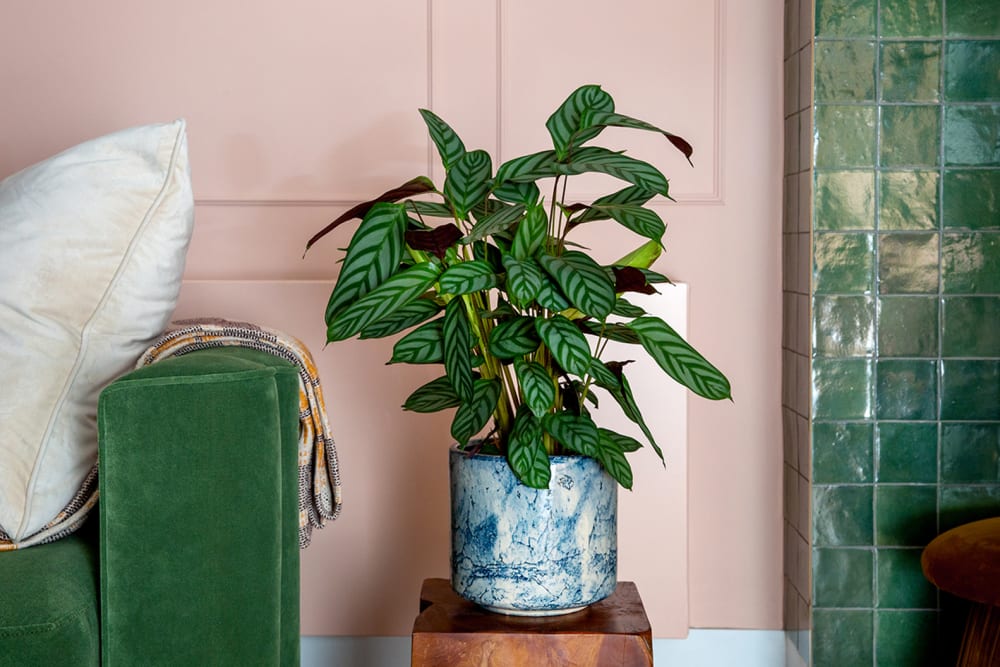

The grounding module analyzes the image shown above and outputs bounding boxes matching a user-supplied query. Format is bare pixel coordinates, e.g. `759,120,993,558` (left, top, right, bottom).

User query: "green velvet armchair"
0,347,302,666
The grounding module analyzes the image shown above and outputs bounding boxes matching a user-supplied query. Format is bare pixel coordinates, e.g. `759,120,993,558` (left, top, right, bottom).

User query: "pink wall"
0,0,784,636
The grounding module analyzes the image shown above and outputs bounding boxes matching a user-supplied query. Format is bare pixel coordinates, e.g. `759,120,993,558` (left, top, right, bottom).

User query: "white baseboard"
301,629,788,666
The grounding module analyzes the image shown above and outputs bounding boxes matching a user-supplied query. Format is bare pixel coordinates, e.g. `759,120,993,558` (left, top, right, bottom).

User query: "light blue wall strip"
302,630,788,666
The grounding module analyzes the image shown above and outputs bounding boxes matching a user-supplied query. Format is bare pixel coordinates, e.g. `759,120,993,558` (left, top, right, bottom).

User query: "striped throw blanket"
139,319,343,548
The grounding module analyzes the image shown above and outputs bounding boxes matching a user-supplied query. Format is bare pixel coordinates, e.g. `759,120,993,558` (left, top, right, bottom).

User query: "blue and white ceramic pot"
449,445,618,616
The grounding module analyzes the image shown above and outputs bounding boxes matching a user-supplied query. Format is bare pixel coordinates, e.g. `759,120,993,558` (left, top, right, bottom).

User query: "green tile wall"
808,0,1000,665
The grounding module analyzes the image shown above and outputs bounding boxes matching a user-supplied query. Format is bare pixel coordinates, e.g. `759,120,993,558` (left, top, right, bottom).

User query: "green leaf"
598,428,643,453
489,316,540,359
611,298,646,318
538,251,616,319
555,146,669,197
536,278,571,312
507,407,550,489
580,321,641,344
439,260,498,295
463,203,526,244
511,205,547,260
419,108,466,170
324,202,407,323
535,315,592,376
541,413,600,457
443,299,474,402
444,150,492,220
573,186,657,225
405,200,455,219
494,150,560,185
614,240,663,269
502,255,544,306
587,204,665,241
359,297,441,339
451,378,501,445
493,181,541,206
605,373,663,464
545,84,615,160
514,359,556,417
403,376,461,413
596,430,634,489
388,319,444,364
328,263,441,342
586,357,621,389
578,110,694,166
629,316,732,400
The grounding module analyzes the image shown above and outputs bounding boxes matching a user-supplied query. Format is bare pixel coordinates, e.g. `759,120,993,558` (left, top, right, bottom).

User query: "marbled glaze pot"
449,445,617,616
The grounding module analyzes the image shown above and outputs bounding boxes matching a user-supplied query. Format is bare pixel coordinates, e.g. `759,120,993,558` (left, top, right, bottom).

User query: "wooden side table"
411,578,653,666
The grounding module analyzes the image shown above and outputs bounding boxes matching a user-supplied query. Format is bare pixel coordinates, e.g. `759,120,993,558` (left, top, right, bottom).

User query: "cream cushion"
0,120,194,546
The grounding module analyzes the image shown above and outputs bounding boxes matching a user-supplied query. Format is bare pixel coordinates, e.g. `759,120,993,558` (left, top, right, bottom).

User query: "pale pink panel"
0,1,430,200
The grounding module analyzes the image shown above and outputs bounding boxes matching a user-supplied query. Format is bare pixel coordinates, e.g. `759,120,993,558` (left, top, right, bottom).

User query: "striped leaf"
489,316,540,359
494,150,560,185
573,185,656,225
502,255,544,306
588,204,665,241
359,297,441,339
444,150,492,220
579,110,694,165
596,430,634,489
405,200,454,219
598,428,644,453
507,407,550,489
605,372,663,464
493,181,541,206
403,376,461,413
324,202,407,323
640,268,673,285
419,108,466,170
327,263,441,342
535,315,592,376
587,357,621,390
555,147,669,197
541,413,600,457
538,251,615,319
443,299,474,402
511,205,547,260
463,203,526,244
514,359,557,417
535,278,571,312
580,321,641,345
546,84,615,160
612,298,647,318
451,378,501,445
388,319,444,364
439,260,498,295
629,316,732,401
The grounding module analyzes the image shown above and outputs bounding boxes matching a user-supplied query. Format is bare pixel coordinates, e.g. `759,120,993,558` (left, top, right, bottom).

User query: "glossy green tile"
878,233,940,294
940,360,1000,420
940,485,1000,531
876,360,937,420
813,610,873,666
880,0,942,37
941,233,1000,293
815,171,876,230
813,359,874,420
879,171,939,231
814,485,875,546
941,297,1000,356
946,0,1000,37
944,106,1000,166
814,232,875,294
816,41,876,102
877,422,938,483
815,106,878,168
943,170,1000,229
877,548,939,608
946,41,1000,101
814,296,875,356
876,611,939,666
941,423,1000,482
881,41,941,102
816,0,877,36
814,548,874,607
814,422,875,483
876,485,938,546
878,297,938,357
880,105,941,167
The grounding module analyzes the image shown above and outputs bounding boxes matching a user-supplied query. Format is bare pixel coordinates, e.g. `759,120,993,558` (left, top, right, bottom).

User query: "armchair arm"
97,347,300,666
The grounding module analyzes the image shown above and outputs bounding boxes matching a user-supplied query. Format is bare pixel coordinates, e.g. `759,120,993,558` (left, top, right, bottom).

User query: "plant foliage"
308,84,730,490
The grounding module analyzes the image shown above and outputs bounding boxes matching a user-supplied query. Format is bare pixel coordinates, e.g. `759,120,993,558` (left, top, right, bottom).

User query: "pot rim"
450,442,599,465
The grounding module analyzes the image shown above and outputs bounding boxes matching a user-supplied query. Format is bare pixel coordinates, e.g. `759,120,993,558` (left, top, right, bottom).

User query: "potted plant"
307,84,731,615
